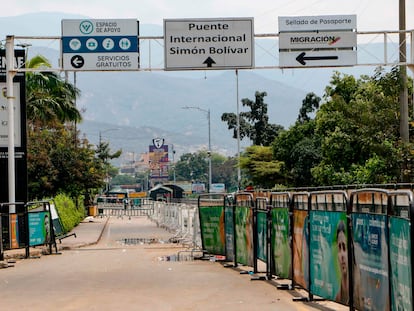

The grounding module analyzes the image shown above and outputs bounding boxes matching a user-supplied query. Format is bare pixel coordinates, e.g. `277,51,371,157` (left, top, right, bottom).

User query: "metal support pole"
207,109,212,192
6,36,16,212
399,0,409,143
236,70,241,190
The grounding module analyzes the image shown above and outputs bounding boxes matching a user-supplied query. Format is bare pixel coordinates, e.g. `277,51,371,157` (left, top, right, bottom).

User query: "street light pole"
172,144,176,185
182,106,212,192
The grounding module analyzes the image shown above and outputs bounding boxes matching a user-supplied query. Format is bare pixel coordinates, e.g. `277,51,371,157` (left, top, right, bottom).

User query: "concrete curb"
2,216,110,261
59,216,109,250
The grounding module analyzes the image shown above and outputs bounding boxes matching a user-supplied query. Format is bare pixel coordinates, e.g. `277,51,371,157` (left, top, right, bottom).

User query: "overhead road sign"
164,18,254,71
278,15,357,68
61,19,139,71
278,15,357,32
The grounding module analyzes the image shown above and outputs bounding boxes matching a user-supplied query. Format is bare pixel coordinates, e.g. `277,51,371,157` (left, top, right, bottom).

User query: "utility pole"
399,0,409,142
182,106,212,192
236,70,241,190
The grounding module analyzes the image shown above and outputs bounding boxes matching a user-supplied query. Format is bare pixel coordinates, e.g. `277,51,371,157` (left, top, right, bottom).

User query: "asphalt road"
0,216,346,311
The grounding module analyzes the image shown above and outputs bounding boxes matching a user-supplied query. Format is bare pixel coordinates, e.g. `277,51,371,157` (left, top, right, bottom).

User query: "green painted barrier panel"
199,205,225,255
271,207,291,278
256,211,267,262
235,206,254,266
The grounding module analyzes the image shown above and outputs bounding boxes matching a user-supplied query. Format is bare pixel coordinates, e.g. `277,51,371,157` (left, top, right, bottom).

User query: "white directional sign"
164,18,254,70
278,15,357,68
61,19,139,71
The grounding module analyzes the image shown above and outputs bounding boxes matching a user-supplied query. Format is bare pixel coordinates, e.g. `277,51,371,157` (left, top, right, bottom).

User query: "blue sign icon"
62,36,138,53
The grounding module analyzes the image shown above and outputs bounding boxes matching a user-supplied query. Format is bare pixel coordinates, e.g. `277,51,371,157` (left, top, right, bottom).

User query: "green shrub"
54,193,85,233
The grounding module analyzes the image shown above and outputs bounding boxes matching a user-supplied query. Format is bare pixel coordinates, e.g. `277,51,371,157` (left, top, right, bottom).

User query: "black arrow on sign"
70,55,85,68
203,57,216,68
296,52,338,65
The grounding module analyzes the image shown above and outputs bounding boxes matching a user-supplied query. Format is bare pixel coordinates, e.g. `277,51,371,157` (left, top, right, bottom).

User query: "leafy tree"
312,67,411,185
96,140,122,166
26,55,81,127
272,92,323,187
211,154,239,191
27,124,105,200
173,151,239,191
273,120,321,187
25,55,121,201
175,151,209,184
221,91,283,146
239,145,285,189
298,92,320,123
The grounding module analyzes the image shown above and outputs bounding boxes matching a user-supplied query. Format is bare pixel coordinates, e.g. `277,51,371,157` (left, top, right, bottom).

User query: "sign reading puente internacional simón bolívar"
164,18,254,71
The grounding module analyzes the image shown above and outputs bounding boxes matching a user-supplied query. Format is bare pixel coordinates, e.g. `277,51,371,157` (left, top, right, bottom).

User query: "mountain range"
0,12,397,164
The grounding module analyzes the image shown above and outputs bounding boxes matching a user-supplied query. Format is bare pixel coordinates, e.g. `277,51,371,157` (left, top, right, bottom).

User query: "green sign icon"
79,20,93,34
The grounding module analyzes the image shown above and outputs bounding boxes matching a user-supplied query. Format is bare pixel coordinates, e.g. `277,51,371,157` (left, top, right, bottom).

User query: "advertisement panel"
235,206,254,266
389,217,412,311
256,210,267,262
29,211,51,246
198,206,225,255
271,207,291,278
352,213,389,310
292,209,309,289
9,214,19,249
224,204,235,262
310,211,349,304
149,142,169,179
0,50,28,204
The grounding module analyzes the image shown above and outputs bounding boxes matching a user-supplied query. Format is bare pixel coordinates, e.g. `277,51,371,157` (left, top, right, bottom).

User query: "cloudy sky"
2,0,413,33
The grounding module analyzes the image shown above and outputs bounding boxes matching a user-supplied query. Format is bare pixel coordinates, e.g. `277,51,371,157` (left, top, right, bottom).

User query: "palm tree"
25,55,81,127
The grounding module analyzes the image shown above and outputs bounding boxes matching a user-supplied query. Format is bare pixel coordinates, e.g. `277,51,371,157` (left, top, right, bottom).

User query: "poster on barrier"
199,206,225,256
292,209,309,289
29,211,51,246
235,206,254,266
256,210,267,262
271,208,291,278
352,213,389,310
224,204,235,262
310,211,348,304
9,214,19,249
389,217,412,311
